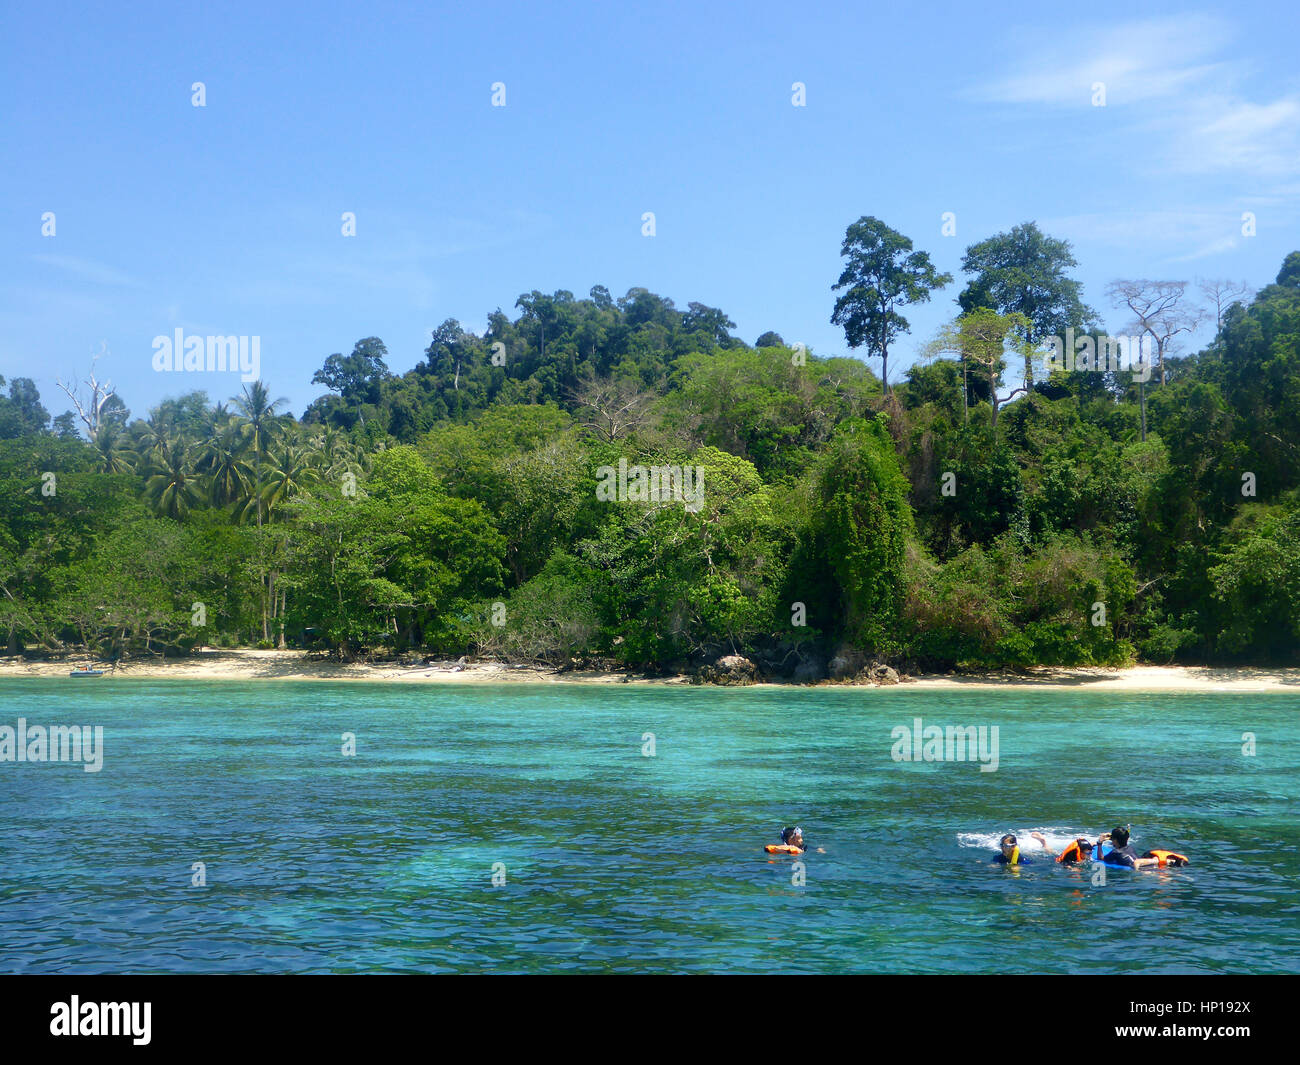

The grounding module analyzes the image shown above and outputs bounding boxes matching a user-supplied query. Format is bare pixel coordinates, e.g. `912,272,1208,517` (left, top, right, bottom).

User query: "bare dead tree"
568,370,658,442
56,342,118,438
1147,298,1204,386
1105,280,1203,387
1197,278,1253,334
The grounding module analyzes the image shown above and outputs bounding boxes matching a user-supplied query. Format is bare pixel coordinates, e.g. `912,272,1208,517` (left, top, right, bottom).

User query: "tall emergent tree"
832,217,951,392
959,222,1096,348
312,337,391,405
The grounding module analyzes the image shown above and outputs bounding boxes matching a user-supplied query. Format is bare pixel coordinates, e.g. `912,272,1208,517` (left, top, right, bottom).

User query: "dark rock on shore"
793,654,827,684
855,663,901,685
695,654,762,685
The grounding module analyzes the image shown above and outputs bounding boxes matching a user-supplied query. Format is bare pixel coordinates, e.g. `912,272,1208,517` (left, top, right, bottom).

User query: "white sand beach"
1,650,1298,691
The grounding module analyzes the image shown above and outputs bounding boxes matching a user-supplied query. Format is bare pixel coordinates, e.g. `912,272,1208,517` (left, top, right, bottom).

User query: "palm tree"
231,381,288,529
203,401,234,440
92,425,136,475
312,424,361,484
143,435,203,519
257,441,318,519
243,438,317,650
199,421,252,507
133,408,175,468
231,381,288,642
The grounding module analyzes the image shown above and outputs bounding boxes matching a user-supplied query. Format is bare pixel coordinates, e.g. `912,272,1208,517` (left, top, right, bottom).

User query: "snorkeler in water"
1100,825,1188,868
1055,835,1100,863
991,831,1051,865
765,826,825,854
1038,826,1189,868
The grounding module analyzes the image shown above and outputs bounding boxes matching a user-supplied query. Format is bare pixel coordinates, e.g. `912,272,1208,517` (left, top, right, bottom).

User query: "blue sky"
2,1,1297,419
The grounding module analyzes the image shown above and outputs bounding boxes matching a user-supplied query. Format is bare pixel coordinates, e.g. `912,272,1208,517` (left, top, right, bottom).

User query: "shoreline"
1,650,1298,692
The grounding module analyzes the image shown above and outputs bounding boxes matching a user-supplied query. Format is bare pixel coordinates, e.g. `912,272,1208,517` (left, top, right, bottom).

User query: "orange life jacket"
1143,849,1189,867
1057,840,1092,864
764,844,804,854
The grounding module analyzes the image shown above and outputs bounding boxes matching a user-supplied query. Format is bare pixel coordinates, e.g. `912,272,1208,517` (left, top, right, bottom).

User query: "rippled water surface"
1,680,1297,973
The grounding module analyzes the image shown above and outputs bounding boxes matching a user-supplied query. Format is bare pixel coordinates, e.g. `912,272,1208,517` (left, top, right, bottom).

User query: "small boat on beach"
68,666,105,677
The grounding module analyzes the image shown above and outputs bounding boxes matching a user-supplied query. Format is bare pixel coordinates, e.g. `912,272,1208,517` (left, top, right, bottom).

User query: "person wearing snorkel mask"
1055,836,1099,864
991,831,1051,865
779,826,825,854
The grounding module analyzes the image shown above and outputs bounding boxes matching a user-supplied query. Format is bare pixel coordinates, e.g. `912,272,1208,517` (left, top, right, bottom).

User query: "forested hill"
3,224,1299,675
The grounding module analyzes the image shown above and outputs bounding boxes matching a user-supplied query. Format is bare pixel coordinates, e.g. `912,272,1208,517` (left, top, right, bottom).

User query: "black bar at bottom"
0,973,1286,1051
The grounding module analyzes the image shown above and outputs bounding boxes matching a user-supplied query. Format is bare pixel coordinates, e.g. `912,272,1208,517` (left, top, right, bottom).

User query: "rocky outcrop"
695,654,761,685
855,663,901,685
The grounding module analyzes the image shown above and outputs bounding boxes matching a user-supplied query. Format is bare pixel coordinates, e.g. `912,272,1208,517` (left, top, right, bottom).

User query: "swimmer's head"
782,826,804,846
1111,825,1131,848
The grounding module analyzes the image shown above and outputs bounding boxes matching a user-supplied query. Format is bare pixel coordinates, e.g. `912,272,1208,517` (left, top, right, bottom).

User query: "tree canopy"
5,240,1298,672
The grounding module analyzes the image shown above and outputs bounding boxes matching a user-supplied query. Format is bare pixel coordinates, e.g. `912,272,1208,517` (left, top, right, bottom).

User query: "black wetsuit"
1103,843,1140,868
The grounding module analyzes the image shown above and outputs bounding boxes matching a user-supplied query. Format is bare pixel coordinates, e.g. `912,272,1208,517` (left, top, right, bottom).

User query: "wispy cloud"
1168,95,1300,178
974,16,1231,107
971,16,1300,186
1166,235,1242,263
1041,208,1260,271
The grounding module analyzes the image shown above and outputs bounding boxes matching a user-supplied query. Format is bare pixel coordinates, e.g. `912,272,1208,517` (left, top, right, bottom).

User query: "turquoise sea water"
0,680,1297,974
